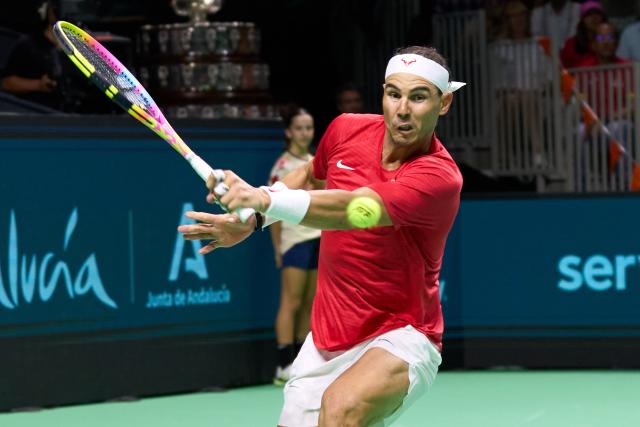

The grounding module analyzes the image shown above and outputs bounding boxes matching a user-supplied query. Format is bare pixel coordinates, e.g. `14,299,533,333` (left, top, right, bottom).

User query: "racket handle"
213,182,256,223
188,153,220,181
187,154,256,223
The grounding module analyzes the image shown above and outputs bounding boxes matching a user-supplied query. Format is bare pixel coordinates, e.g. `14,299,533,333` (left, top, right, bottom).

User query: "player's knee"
320,387,368,427
283,295,303,312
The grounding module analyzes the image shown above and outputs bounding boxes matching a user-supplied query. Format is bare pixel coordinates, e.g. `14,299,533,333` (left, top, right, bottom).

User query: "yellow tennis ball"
347,197,381,228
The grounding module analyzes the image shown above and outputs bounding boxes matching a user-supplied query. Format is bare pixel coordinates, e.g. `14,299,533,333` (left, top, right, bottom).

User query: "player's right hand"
207,170,271,213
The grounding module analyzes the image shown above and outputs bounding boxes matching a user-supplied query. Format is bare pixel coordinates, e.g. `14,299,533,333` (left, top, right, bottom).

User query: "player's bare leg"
318,348,409,427
295,269,317,342
276,267,308,344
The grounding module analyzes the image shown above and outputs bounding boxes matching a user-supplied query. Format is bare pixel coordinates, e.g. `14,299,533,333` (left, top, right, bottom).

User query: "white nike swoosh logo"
336,160,355,170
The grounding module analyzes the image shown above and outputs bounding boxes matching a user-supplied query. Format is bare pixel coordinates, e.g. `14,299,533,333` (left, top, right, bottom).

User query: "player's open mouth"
397,124,413,132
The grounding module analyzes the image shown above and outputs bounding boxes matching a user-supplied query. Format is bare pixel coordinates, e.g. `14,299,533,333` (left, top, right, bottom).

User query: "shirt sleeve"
313,115,343,180
367,159,462,229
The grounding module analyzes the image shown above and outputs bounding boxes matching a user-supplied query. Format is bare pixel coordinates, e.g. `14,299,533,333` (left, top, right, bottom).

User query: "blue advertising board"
1,118,639,342
0,118,284,340
2,117,640,410
440,196,640,338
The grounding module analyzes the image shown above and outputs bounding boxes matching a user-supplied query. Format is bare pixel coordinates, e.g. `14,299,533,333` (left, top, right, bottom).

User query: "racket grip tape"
186,154,255,223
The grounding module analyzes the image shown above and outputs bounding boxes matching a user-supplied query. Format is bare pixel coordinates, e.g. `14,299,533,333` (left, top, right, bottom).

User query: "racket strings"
62,27,154,112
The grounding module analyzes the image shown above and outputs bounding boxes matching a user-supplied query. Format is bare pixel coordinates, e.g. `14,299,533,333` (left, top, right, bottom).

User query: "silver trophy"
171,0,223,23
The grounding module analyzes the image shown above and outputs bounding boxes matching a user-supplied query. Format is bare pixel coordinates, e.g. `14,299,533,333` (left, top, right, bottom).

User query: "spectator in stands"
486,0,507,42
577,23,628,69
561,1,607,69
334,82,364,114
491,0,551,169
617,1,640,62
0,1,63,110
499,0,532,40
577,23,633,144
531,0,580,51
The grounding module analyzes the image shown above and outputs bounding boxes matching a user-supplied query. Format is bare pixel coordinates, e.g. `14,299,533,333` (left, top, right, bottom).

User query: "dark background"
0,0,436,133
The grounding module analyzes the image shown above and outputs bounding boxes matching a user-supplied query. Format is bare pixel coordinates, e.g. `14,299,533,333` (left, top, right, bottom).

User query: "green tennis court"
2,371,639,426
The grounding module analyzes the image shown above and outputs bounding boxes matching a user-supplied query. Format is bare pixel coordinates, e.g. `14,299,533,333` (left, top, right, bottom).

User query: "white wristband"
260,183,310,224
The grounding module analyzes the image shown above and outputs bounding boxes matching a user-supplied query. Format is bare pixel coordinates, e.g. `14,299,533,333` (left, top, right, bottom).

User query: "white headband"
384,54,466,94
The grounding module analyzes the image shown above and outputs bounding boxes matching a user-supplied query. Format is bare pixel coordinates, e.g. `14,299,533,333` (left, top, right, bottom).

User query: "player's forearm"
1,76,40,93
259,186,391,230
298,190,355,230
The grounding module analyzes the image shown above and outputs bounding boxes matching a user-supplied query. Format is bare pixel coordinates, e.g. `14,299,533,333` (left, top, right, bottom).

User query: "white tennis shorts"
278,325,442,426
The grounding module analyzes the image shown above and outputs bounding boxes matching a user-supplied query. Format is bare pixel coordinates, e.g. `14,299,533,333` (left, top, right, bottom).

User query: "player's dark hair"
394,46,451,95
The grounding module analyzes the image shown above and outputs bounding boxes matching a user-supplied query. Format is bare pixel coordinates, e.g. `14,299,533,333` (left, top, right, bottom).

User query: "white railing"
487,38,565,188
435,10,640,193
433,11,491,151
564,63,640,192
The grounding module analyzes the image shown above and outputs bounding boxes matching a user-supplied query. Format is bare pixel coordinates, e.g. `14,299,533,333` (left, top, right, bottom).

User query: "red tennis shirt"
311,114,462,352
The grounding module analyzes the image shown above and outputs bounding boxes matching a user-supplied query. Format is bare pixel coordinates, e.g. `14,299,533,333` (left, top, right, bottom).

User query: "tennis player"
179,45,464,426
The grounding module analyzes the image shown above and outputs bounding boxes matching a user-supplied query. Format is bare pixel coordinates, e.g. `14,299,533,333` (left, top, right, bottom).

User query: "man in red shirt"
179,46,464,426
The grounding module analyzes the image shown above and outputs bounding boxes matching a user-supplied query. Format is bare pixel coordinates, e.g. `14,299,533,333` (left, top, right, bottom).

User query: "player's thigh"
321,347,409,424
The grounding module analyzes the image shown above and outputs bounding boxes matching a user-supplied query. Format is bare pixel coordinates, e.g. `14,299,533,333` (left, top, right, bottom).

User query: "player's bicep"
366,171,462,228
352,187,393,227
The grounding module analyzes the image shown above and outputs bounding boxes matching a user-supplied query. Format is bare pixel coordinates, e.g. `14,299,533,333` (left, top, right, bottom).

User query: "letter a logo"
168,203,209,281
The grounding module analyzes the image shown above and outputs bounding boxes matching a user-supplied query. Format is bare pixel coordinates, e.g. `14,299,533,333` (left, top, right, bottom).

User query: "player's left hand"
206,170,271,213
178,211,254,254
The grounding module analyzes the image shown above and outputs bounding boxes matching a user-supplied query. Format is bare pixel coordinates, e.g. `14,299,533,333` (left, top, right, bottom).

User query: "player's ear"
439,92,453,116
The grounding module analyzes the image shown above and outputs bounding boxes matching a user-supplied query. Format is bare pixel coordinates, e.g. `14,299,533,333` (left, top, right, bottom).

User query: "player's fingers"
218,185,236,207
206,173,217,192
199,241,217,254
226,213,240,223
184,210,231,225
177,221,210,233
206,193,216,204
223,170,239,185
184,211,214,223
183,233,216,241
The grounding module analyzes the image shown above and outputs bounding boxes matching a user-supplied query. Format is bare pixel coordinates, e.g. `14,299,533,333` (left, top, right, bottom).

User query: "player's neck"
381,133,432,170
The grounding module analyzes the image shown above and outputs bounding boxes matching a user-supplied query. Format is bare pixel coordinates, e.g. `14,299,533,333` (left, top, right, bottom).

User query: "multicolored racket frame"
52,21,255,222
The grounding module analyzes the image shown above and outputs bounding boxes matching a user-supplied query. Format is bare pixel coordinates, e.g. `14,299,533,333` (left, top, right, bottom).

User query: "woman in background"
268,105,321,385
561,1,607,69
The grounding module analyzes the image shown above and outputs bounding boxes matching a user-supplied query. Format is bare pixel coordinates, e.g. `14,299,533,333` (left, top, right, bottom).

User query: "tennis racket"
52,20,255,223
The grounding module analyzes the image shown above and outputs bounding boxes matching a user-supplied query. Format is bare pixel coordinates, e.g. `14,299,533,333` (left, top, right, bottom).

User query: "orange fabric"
608,140,623,174
538,36,551,57
581,103,599,136
560,70,575,103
